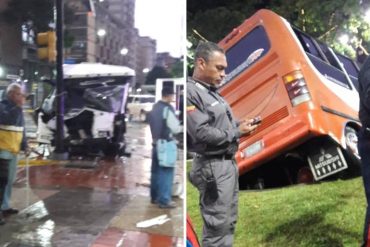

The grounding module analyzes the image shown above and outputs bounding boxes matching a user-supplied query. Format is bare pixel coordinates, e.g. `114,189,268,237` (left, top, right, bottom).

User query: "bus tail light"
283,70,312,106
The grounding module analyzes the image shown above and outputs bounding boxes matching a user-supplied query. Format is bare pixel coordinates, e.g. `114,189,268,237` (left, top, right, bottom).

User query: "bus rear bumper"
237,120,312,175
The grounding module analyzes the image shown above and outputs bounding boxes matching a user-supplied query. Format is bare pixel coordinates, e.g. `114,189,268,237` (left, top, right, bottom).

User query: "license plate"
307,146,348,181
243,140,264,158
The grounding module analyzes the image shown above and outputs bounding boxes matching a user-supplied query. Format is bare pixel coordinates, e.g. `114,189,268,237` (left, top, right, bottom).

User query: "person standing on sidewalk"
0,83,28,224
148,87,182,208
187,41,259,247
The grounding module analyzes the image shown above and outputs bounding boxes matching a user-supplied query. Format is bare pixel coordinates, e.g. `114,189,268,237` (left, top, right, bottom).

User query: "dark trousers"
189,156,239,247
359,128,370,246
0,159,9,211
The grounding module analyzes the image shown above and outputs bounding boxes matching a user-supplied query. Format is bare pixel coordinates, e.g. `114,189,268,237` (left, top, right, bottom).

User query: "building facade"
0,0,169,93
0,0,23,79
65,0,158,88
156,52,182,70
135,35,156,88
64,0,97,63
0,0,54,106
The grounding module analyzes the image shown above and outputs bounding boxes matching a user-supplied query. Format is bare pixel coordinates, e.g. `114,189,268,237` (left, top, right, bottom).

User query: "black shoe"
151,199,157,204
2,208,19,216
158,201,177,209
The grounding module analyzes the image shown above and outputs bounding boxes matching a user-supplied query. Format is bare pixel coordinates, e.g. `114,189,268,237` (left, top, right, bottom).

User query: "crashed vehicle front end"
37,63,134,158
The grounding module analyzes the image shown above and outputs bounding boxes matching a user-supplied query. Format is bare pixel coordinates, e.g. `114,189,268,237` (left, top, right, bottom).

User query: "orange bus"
218,9,361,188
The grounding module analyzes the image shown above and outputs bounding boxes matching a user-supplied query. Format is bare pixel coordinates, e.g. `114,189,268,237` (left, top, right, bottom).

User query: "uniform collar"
189,77,218,92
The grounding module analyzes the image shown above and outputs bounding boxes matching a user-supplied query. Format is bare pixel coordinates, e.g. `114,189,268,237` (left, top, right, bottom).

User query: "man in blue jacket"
148,86,182,208
0,83,28,224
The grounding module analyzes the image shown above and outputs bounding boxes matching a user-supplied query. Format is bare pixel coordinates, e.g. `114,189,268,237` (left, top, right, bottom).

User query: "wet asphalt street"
0,121,184,247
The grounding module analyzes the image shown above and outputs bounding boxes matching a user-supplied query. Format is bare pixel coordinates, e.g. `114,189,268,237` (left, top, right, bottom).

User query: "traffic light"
37,31,56,62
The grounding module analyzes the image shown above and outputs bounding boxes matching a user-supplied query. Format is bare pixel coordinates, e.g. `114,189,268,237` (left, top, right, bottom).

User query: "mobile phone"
251,116,262,125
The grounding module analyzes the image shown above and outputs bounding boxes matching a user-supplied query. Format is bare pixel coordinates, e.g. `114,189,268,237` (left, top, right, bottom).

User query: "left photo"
0,0,185,246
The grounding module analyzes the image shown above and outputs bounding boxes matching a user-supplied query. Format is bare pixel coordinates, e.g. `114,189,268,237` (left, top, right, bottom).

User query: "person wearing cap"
0,83,28,224
187,41,258,247
147,86,182,208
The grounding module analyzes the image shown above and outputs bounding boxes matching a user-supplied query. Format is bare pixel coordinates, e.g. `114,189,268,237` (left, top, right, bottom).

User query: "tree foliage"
170,59,184,78
187,0,370,60
145,66,172,85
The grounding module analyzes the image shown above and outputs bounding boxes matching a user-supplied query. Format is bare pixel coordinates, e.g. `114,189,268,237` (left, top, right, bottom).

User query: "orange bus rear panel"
219,9,360,183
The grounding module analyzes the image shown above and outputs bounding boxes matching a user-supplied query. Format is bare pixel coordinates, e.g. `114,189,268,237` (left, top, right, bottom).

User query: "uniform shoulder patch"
187,105,196,112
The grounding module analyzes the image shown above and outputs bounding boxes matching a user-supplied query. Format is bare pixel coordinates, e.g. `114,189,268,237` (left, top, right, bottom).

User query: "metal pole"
25,155,30,206
54,0,65,156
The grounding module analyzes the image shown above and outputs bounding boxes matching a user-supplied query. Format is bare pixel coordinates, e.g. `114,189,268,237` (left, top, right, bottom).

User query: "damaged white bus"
36,63,135,158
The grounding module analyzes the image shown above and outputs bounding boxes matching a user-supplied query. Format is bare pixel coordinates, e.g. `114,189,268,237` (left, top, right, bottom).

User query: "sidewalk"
0,123,184,246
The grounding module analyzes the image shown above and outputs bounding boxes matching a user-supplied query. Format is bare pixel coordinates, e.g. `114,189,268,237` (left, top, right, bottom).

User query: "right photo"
186,1,369,246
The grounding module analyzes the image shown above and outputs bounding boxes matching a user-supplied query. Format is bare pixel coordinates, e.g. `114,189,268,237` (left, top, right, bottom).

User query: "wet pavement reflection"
0,122,184,246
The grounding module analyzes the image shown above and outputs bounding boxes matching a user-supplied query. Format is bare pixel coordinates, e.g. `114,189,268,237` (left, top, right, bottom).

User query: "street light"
339,34,349,45
120,48,128,55
97,29,106,37
143,68,149,73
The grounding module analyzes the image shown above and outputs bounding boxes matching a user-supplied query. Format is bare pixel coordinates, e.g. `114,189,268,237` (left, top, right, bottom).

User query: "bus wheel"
297,166,314,184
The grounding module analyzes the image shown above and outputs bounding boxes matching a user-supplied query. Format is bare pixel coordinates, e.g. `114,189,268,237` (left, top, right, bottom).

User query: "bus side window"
294,28,353,90
296,31,322,59
318,43,342,70
336,53,360,91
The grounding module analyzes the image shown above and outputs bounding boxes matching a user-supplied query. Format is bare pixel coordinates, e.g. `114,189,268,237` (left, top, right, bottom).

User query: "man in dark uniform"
187,41,258,247
358,55,370,247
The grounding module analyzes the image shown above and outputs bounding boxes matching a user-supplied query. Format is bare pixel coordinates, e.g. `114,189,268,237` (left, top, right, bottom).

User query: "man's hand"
239,118,260,135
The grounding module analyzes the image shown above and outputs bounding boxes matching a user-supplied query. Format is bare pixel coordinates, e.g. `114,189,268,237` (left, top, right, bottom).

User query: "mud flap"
307,144,348,181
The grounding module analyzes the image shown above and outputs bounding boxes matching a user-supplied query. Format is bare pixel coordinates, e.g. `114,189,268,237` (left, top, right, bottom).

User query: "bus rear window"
224,26,270,84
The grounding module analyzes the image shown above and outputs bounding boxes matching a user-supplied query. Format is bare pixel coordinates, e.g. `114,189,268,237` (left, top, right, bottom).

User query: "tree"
187,0,369,59
170,59,184,78
145,66,172,85
187,0,266,43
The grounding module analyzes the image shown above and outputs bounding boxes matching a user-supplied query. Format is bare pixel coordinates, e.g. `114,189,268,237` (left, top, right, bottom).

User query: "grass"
187,162,366,247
